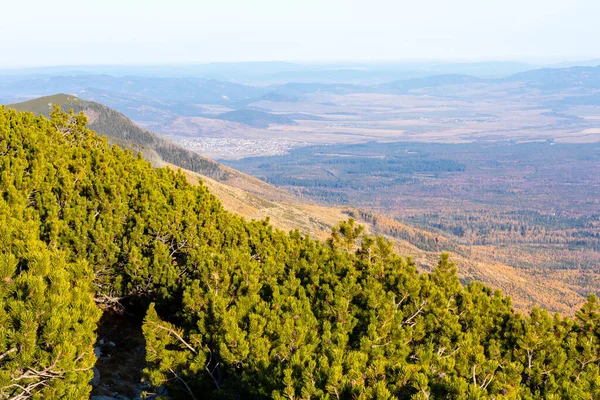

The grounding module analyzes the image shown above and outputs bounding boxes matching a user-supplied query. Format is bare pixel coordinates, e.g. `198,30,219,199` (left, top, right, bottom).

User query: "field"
144,82,600,160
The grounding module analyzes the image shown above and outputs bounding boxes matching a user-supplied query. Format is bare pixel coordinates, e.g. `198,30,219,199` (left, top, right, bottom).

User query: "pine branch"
2,351,91,399
168,368,197,400
149,322,198,355
402,300,426,326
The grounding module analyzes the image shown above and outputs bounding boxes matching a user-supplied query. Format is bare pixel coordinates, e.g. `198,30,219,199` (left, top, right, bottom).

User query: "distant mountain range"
378,74,484,92
502,65,600,90
0,60,537,81
2,64,599,124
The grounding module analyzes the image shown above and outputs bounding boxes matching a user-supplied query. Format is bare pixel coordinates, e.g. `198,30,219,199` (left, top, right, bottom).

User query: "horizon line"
1,57,600,72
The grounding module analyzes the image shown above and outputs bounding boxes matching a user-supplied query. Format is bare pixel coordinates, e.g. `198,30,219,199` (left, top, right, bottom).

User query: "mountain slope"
9,94,226,179
175,164,588,315
8,94,590,313
3,106,599,399
8,94,295,202
503,65,600,89
374,66,600,94
215,109,297,128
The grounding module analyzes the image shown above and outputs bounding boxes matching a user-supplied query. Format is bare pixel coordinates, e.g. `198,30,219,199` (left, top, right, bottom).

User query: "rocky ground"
90,310,168,400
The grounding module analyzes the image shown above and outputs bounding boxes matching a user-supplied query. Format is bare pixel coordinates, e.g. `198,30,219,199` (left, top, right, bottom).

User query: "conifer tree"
0,201,99,399
0,106,599,398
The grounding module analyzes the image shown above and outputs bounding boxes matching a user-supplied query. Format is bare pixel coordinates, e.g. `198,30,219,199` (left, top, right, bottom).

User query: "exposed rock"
90,366,101,388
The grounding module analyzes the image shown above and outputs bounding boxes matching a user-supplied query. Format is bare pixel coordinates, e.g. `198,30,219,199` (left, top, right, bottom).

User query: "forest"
0,107,599,399
227,141,600,272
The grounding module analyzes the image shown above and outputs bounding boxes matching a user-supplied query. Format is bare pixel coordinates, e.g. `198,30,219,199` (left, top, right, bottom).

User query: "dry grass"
169,164,590,315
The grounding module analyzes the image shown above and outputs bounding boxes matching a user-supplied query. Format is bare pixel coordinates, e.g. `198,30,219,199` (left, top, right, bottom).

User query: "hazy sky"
1,0,599,68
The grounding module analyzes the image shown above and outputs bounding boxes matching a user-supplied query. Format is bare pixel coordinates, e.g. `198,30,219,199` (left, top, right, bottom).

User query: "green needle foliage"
0,106,598,399
0,138,100,398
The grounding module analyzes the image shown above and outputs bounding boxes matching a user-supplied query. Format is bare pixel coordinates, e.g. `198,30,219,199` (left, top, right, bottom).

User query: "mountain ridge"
8,94,296,202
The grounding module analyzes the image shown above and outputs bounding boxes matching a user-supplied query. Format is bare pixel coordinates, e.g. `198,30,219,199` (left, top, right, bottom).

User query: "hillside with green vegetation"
215,109,297,128
175,163,590,316
9,94,226,180
0,106,599,399
9,94,296,203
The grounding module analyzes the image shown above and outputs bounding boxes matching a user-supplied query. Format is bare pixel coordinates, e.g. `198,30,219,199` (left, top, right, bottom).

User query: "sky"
1,0,599,68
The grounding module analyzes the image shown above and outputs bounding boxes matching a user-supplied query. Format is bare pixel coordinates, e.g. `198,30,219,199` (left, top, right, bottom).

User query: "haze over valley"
3,64,600,161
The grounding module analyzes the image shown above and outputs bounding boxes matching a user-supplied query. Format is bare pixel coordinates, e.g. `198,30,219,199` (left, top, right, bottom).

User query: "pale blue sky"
1,0,599,68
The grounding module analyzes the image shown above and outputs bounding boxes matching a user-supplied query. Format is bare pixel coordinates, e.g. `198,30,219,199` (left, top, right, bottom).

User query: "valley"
4,65,600,315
